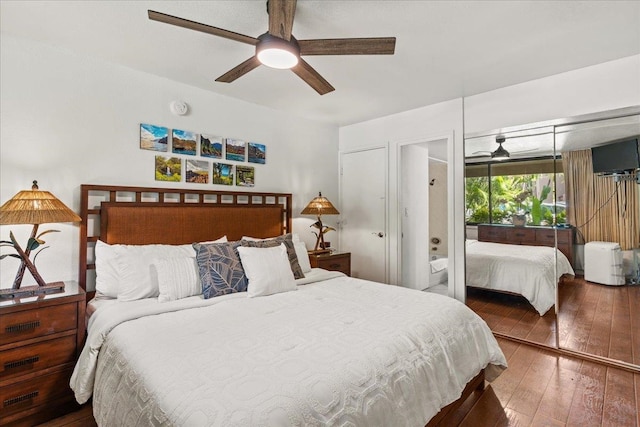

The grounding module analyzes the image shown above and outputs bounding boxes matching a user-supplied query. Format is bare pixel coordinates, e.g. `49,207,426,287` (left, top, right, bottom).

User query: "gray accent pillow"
240,233,305,279
193,241,248,299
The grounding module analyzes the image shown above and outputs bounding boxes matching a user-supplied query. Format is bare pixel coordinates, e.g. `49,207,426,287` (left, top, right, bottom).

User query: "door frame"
338,144,389,283
394,131,460,297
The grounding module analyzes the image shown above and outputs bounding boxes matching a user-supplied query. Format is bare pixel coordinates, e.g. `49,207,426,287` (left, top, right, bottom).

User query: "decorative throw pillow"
193,241,248,299
237,244,296,297
240,233,305,279
153,257,202,302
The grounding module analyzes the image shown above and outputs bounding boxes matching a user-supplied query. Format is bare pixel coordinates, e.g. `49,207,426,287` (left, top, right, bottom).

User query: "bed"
71,184,506,426
466,239,575,316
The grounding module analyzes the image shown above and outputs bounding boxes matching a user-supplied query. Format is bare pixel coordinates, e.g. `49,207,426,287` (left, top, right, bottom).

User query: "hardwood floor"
40,337,639,426
559,276,640,366
36,403,96,427
458,337,639,426
466,286,557,347
467,275,640,366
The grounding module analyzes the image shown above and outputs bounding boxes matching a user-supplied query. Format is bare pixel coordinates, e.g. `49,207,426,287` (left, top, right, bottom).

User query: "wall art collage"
140,123,265,187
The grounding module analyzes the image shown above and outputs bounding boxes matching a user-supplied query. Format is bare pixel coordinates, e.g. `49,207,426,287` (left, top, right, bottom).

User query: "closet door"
339,147,388,283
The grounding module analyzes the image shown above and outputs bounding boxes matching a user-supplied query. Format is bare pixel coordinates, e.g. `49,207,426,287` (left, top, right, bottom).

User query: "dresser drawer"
506,227,536,243
1,335,76,381
0,303,77,346
0,367,73,419
535,229,556,245
478,225,507,242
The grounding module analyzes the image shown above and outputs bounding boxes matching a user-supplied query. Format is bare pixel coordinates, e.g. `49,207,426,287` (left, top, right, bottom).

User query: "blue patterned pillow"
193,241,248,299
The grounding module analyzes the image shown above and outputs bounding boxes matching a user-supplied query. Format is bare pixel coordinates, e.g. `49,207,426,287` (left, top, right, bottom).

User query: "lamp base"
0,282,65,299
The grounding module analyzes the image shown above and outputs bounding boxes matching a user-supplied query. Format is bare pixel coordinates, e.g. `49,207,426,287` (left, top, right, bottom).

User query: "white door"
339,147,387,282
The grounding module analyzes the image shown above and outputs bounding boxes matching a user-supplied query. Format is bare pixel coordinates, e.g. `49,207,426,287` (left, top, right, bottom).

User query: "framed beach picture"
200,134,223,159
155,156,182,182
247,142,266,164
185,159,209,184
172,129,197,155
236,165,255,187
140,123,168,152
212,162,234,186
225,138,246,162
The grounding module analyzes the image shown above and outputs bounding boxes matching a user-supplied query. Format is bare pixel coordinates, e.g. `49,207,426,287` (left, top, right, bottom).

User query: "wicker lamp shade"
0,182,81,225
0,181,81,297
300,192,340,216
301,192,339,252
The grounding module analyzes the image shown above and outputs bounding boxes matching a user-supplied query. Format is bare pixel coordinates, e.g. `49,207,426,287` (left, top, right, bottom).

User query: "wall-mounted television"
591,138,640,175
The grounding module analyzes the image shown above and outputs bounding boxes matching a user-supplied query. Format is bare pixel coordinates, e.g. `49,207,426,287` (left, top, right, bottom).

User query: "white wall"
464,55,640,133
339,98,465,300
0,36,339,290
429,161,448,257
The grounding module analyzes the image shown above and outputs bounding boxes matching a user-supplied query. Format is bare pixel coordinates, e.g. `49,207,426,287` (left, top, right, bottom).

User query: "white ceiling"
1,1,639,127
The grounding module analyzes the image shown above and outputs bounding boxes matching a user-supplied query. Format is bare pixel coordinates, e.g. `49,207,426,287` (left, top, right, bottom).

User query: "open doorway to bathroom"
398,137,450,296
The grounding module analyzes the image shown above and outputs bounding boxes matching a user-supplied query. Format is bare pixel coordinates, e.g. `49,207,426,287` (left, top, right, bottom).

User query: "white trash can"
584,241,625,286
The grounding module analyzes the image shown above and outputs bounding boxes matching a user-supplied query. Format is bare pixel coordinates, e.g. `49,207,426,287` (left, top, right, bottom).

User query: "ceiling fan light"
257,48,299,69
256,34,300,69
491,145,510,160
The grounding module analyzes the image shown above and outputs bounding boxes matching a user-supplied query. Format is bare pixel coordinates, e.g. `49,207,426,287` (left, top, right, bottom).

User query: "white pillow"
293,241,311,273
116,244,196,301
153,257,201,302
95,236,227,302
237,243,296,298
95,240,120,298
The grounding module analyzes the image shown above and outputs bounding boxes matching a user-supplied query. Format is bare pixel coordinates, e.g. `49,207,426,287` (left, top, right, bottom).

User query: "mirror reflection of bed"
464,107,640,368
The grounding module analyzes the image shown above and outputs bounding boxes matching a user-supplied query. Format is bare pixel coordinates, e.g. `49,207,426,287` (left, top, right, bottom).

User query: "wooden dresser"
477,224,575,267
0,282,85,426
308,252,351,276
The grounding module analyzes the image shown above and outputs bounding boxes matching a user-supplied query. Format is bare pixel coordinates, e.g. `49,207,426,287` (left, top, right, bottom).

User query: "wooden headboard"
79,184,292,296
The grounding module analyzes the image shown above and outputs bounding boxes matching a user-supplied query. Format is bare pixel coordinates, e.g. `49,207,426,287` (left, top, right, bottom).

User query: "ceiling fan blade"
471,151,492,155
291,58,335,95
268,0,297,41
215,56,261,83
298,37,396,55
148,10,258,45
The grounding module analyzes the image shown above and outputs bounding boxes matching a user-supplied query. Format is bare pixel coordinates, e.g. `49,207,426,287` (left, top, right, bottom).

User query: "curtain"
562,149,638,250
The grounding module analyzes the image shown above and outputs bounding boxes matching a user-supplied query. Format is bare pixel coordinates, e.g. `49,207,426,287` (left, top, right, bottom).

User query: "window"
465,158,566,226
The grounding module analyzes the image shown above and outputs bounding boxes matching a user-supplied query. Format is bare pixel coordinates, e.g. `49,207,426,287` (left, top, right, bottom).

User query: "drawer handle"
4,391,39,407
4,355,40,371
5,320,40,333
329,263,341,268
515,233,525,237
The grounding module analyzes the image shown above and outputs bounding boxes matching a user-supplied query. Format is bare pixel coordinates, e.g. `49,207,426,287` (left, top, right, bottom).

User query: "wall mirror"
464,106,640,369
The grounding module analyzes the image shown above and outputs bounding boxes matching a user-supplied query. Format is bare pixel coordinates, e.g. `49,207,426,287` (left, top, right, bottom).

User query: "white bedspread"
466,240,574,315
71,273,506,427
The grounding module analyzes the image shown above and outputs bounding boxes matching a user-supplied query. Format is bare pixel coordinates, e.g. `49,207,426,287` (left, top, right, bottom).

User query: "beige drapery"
562,149,639,250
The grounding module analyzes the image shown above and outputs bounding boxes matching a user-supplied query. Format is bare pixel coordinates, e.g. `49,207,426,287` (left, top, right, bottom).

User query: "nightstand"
0,282,85,426
309,252,351,276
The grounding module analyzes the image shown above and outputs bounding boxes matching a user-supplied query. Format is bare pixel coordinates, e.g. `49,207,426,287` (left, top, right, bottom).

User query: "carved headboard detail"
79,184,292,297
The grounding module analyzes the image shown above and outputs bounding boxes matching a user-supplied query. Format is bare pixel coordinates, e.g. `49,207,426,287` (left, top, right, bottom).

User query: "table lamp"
301,192,340,253
0,181,81,298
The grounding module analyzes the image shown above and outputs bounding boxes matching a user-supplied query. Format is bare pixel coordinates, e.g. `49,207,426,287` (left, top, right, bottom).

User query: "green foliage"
466,172,563,226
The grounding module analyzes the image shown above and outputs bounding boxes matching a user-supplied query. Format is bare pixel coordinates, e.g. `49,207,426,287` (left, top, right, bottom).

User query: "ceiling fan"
467,135,537,161
148,0,396,95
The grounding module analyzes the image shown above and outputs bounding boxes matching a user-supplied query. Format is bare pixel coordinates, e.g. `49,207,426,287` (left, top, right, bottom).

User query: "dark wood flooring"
40,337,639,426
467,275,640,366
559,276,640,366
